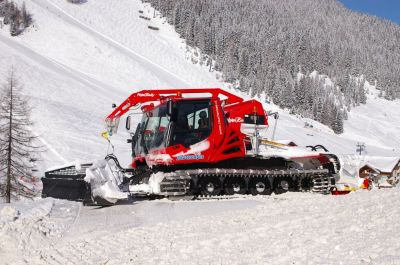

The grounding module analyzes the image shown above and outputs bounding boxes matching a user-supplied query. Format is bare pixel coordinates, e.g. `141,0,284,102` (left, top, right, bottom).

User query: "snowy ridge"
0,198,54,262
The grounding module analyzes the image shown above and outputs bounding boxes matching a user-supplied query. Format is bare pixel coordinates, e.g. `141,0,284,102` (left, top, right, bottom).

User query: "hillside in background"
144,0,400,133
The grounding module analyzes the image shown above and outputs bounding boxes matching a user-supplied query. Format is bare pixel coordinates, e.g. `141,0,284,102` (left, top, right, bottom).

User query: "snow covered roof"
359,164,381,174
360,157,400,173
339,155,400,185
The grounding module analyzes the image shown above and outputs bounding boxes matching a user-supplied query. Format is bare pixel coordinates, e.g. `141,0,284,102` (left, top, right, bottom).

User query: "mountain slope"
144,0,400,132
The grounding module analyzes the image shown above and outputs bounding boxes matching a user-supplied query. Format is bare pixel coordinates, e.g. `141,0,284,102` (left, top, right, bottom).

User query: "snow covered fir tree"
144,0,400,133
0,70,41,203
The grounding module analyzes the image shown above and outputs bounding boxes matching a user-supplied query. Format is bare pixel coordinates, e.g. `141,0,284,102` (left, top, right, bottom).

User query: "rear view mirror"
106,117,120,135
267,111,279,120
126,116,131,130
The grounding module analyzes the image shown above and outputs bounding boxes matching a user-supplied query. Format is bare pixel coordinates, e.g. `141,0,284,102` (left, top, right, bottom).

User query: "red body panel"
135,97,261,167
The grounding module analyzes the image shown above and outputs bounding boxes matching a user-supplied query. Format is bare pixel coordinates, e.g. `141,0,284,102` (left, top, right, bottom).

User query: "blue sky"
338,0,400,25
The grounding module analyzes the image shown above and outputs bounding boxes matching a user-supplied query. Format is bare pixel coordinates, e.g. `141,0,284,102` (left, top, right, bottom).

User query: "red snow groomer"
42,88,340,204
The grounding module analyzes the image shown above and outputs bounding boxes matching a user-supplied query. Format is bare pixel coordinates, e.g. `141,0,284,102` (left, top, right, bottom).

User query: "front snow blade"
41,164,93,203
84,160,129,204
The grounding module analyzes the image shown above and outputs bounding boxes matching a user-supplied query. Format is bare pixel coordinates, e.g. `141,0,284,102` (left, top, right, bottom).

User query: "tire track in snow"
37,136,68,164
0,34,118,168
0,34,118,102
32,0,193,87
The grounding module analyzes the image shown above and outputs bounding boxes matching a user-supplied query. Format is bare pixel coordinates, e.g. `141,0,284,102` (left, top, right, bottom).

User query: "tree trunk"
6,74,13,203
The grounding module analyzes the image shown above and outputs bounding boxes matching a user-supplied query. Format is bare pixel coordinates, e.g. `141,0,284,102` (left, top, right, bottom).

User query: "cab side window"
172,101,211,147
194,108,209,129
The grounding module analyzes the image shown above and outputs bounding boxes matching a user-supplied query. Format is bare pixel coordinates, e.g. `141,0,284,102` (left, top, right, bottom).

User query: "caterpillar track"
42,162,336,205
158,168,335,197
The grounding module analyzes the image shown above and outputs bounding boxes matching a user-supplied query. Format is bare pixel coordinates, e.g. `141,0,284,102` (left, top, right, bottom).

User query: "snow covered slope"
0,0,399,175
2,191,400,264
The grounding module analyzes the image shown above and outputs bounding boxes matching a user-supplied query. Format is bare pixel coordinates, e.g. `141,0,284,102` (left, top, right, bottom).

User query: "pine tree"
1,1,33,36
358,80,367,104
331,108,344,134
0,70,41,203
10,14,20,36
238,48,249,77
295,76,307,112
21,2,32,28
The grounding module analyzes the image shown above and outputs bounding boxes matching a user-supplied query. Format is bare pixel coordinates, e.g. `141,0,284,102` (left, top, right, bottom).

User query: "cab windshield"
138,100,212,153
142,105,169,151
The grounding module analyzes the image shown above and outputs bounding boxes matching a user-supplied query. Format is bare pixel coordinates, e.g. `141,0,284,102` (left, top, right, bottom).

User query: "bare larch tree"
0,70,40,203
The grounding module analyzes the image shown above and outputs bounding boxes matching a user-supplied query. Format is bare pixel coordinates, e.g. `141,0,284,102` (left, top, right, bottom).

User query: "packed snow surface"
2,190,400,264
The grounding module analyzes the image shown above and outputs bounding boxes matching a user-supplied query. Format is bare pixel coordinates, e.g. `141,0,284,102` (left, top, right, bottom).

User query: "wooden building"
359,157,400,187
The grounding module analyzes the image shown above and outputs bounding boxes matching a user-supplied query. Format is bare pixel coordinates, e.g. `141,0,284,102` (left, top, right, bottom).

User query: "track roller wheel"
300,177,313,191
224,177,247,195
198,176,222,196
273,177,293,194
188,179,199,196
249,177,272,196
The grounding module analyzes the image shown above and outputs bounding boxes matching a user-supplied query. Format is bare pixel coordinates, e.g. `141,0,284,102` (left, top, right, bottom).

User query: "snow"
129,172,179,195
258,144,320,160
147,171,165,194
0,198,55,263
128,183,152,194
172,139,210,157
84,160,128,203
145,153,173,166
2,190,400,264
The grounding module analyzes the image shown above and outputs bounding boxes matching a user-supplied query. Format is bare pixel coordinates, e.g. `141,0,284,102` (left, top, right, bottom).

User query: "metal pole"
272,116,278,141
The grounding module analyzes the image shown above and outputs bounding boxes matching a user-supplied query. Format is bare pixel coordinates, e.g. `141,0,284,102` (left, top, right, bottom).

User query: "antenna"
267,111,279,140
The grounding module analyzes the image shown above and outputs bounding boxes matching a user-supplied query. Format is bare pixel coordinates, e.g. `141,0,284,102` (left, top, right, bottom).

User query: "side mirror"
126,116,131,130
112,103,117,108
267,111,279,120
167,99,173,116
